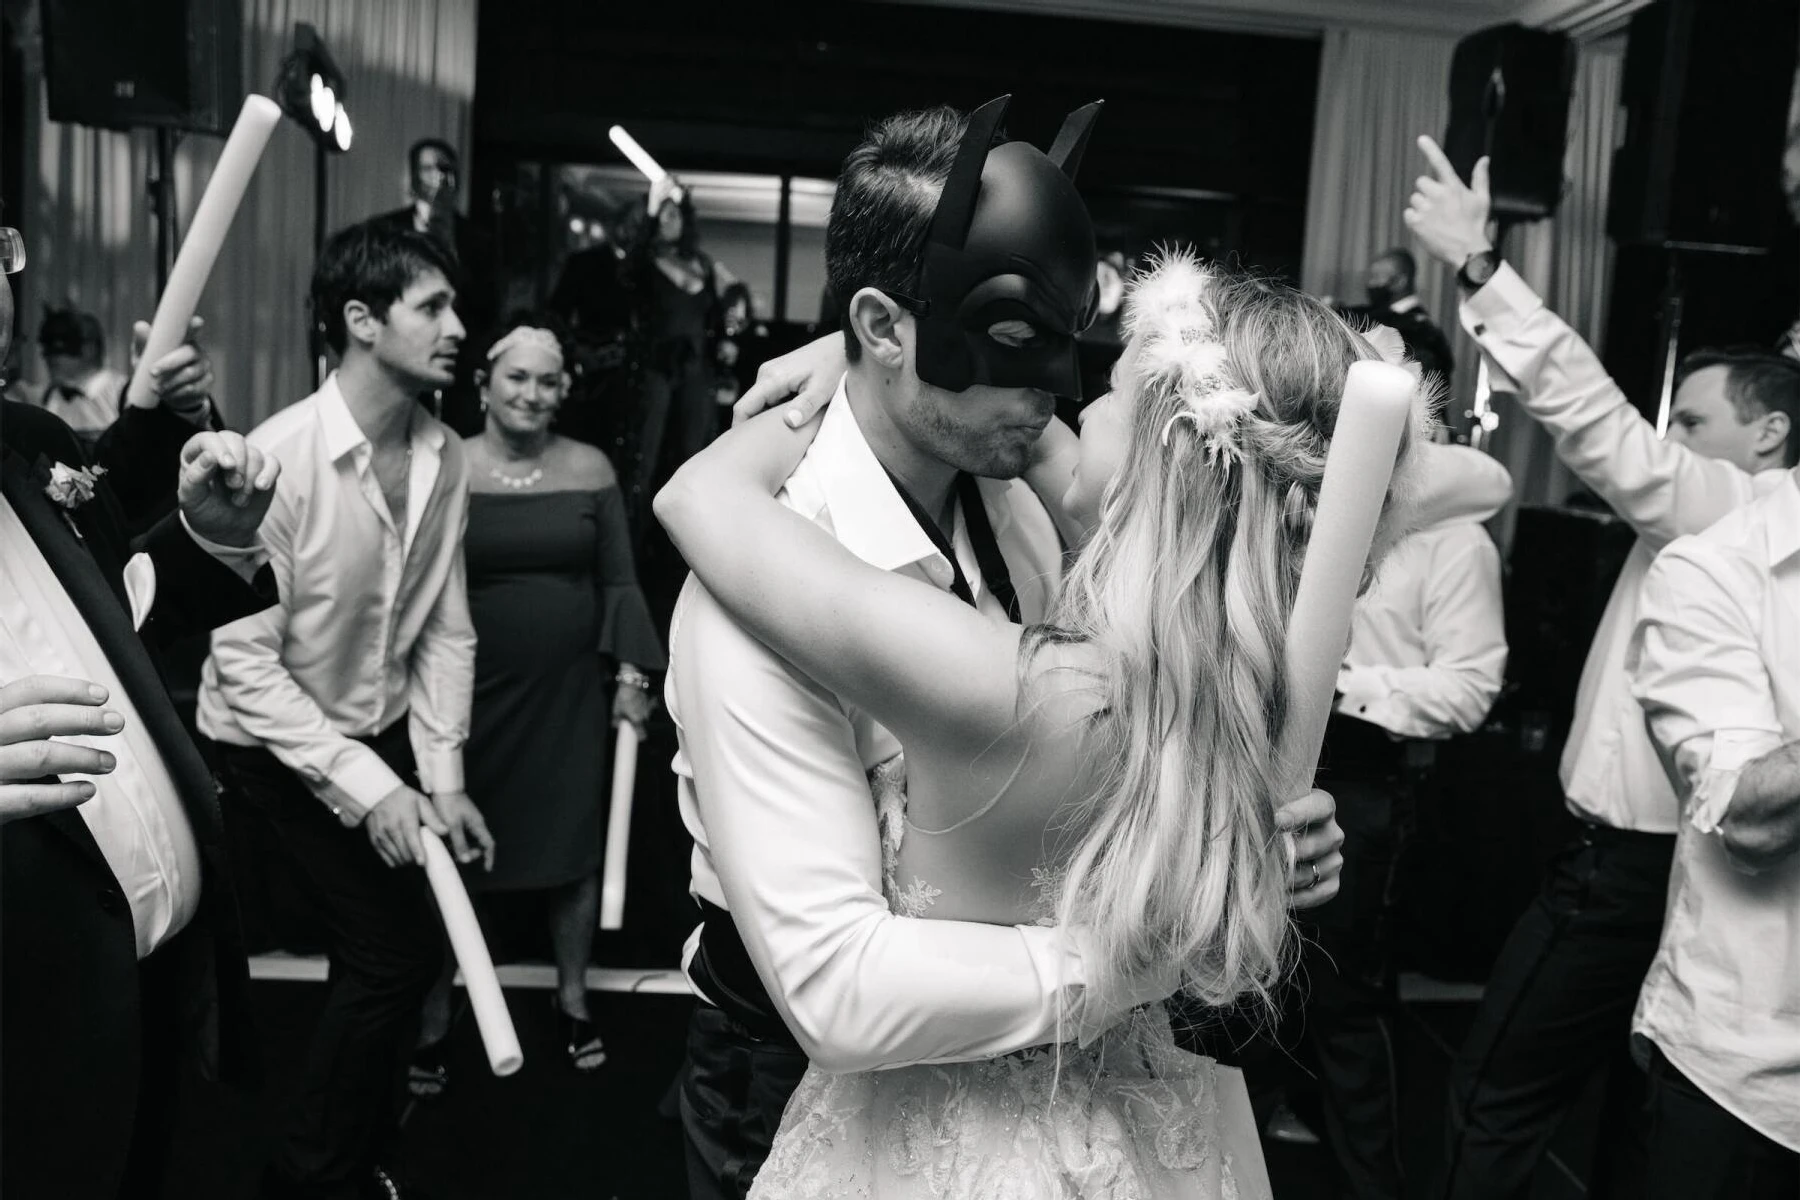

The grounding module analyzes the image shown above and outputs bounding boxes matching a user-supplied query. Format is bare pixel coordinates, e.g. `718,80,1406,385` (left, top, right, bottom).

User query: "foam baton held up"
420,829,523,1075
599,721,640,931
608,125,666,184
126,95,282,409
1278,360,1415,787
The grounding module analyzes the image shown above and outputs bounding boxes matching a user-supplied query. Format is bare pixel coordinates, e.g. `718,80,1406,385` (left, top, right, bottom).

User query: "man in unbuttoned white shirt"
197,221,490,1200
1406,136,1800,1198
1626,465,1800,1196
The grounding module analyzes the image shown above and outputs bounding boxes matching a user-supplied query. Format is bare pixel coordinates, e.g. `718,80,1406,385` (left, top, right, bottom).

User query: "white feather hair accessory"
1124,250,1261,464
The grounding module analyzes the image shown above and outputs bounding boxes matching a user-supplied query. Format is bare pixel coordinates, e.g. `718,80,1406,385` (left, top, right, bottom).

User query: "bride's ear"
847,288,908,371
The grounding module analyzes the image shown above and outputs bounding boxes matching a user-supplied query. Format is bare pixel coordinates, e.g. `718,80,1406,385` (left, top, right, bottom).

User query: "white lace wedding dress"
749,757,1273,1200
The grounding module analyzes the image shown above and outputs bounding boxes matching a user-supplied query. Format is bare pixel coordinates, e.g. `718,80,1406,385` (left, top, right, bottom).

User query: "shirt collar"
1388,294,1422,314
316,372,446,465
801,375,1016,573
1767,469,1800,568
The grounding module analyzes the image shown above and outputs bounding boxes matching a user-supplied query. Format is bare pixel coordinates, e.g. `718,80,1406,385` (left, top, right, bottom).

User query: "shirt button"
97,887,126,916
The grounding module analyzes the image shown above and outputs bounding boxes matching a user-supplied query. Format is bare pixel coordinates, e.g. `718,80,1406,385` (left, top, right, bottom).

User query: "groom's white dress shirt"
668,377,1171,1074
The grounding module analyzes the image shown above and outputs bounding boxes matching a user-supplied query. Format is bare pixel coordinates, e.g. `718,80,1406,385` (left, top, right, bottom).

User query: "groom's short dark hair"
824,105,1004,363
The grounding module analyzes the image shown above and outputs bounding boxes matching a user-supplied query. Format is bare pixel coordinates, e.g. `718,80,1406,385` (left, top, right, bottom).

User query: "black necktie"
882,471,1022,625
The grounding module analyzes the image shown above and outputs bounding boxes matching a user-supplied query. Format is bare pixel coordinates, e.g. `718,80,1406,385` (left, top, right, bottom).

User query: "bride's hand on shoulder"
731,333,847,429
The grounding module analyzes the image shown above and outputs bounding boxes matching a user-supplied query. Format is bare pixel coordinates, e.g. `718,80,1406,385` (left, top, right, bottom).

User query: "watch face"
1464,252,1498,285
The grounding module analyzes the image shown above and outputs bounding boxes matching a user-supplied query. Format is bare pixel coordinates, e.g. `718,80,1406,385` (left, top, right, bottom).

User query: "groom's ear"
848,288,908,371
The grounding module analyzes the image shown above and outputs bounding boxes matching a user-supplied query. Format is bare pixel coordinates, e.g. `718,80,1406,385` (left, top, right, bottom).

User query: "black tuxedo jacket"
1,400,276,1199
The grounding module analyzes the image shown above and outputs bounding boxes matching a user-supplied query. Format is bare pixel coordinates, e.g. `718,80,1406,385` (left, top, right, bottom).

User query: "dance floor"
159,972,1602,1199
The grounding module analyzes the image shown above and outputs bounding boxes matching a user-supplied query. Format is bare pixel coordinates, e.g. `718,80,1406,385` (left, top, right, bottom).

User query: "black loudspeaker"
42,0,243,137
1444,24,1576,220
1607,0,1800,250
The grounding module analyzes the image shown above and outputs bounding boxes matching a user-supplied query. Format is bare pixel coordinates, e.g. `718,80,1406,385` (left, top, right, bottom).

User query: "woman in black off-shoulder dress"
413,315,664,1092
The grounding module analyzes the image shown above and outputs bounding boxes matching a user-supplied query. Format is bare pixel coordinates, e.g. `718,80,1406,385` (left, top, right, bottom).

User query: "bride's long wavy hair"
1028,254,1429,1018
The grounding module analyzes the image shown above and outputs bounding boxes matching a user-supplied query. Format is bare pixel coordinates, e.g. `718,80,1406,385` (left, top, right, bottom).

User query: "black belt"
688,899,802,1048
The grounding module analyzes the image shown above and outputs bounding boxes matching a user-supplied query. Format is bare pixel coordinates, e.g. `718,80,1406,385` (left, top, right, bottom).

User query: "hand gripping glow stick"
599,722,641,930
126,95,282,409
608,125,667,184
420,829,523,1075
1278,361,1415,787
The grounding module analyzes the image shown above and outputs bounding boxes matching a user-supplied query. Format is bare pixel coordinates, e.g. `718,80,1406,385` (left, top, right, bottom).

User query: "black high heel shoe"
554,997,607,1071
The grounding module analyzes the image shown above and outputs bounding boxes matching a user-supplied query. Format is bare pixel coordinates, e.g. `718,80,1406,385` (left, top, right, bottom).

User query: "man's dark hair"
1374,247,1417,287
310,220,460,356
1677,345,1800,466
824,105,995,363
38,305,104,359
409,137,458,171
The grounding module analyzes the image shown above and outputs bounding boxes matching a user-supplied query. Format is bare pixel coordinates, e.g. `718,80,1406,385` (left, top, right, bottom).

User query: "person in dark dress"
410,313,664,1090
632,178,732,510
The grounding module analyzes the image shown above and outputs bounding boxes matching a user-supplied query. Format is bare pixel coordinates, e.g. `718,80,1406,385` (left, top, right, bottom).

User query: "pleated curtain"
1300,27,1627,537
12,0,478,429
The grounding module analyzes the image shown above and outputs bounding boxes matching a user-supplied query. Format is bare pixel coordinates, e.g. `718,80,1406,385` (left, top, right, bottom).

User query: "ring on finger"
1309,861,1321,889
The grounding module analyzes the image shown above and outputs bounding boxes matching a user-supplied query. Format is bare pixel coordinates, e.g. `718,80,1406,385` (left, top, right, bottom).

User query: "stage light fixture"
276,23,348,154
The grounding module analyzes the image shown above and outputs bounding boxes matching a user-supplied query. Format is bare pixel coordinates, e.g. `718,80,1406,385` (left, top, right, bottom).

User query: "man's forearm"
1725,741,1800,870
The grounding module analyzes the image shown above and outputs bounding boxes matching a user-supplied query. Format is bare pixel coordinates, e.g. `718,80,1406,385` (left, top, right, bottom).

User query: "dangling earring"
479,396,488,413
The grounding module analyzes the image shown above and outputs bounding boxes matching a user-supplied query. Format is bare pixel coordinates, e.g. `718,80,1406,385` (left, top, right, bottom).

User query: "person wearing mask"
1346,248,1455,395
1406,135,1800,1199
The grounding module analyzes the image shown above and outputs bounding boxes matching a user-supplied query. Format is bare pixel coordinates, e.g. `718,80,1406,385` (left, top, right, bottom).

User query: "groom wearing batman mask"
665,97,1169,1199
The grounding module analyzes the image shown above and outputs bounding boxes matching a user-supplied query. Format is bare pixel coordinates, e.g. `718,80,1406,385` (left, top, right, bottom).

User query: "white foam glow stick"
609,125,666,184
126,95,282,409
420,830,523,1075
1279,360,1415,785
599,722,640,930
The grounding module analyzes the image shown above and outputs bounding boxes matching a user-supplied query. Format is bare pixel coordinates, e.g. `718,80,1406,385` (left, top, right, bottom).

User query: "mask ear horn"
927,94,1012,249
1046,100,1104,179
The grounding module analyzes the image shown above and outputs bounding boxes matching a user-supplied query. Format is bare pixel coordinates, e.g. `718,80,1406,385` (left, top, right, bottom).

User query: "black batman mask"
901,96,1103,400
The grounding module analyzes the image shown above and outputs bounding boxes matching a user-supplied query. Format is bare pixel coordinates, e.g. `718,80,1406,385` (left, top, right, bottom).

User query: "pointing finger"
1416,135,1460,184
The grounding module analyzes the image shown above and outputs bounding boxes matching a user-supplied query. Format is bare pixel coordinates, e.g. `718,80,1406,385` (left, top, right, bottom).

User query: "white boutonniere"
43,462,107,538
44,461,107,509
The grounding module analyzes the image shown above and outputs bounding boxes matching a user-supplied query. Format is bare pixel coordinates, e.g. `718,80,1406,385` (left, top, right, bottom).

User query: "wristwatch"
1457,249,1501,292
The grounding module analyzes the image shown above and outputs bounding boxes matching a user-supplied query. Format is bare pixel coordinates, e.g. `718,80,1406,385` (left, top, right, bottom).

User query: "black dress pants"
1295,767,1413,1200
678,1001,810,1200
1643,1044,1799,1200
214,722,442,1200
1438,822,1674,1200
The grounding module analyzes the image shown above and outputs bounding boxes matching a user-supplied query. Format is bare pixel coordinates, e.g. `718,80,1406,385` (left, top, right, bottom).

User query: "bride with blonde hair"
656,250,1433,1198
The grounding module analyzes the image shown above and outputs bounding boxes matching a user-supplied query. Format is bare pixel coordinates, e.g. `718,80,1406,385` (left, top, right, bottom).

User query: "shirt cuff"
1062,925,1180,1048
1689,730,1785,834
167,396,214,428
316,750,407,826
1460,262,1542,337
180,511,269,582
414,746,465,796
